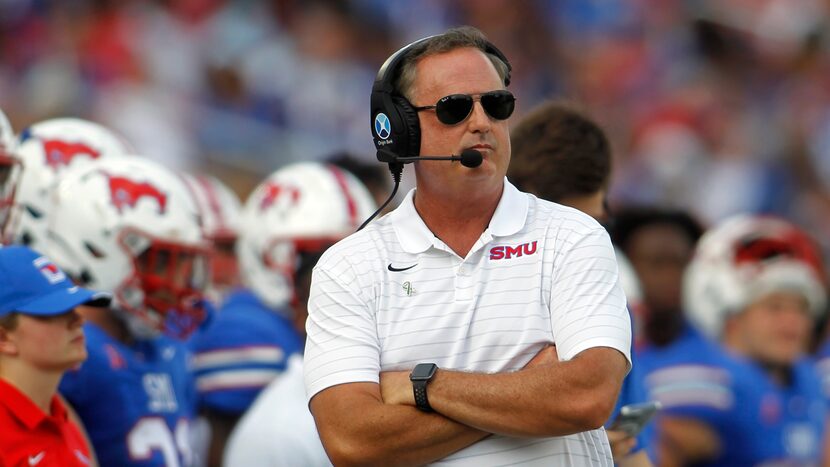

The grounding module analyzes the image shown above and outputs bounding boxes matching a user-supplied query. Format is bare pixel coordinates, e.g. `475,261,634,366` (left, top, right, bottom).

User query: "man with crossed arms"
305,26,631,466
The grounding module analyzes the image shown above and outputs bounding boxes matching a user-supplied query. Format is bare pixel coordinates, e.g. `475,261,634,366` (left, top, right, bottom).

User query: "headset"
369,34,512,163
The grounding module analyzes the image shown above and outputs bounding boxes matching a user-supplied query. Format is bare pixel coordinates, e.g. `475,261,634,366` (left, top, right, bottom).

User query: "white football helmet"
181,173,242,300
237,162,376,311
0,108,20,243
684,215,827,339
47,156,209,338
8,118,131,251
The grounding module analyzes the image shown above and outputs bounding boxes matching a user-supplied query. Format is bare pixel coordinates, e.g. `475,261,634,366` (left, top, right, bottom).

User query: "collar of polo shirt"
390,178,529,254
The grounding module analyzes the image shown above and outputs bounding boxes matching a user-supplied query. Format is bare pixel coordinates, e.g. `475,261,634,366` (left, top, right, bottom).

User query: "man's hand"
380,370,415,406
607,429,637,460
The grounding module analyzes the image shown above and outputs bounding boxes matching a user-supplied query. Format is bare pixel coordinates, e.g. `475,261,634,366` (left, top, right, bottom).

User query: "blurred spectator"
611,207,704,348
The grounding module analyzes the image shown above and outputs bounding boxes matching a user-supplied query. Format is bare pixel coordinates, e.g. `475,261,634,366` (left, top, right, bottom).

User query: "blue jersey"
639,322,827,466
188,289,303,415
815,340,830,401
607,311,652,451
59,323,196,467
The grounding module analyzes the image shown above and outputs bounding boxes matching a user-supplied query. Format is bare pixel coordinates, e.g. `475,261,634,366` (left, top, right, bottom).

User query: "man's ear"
0,328,19,356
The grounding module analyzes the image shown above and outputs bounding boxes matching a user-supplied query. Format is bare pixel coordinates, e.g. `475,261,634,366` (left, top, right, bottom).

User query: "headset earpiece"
391,95,421,160
370,33,511,164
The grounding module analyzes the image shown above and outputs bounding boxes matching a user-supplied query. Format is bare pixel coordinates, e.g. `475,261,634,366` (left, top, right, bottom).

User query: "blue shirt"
59,322,196,467
188,288,303,415
639,322,827,466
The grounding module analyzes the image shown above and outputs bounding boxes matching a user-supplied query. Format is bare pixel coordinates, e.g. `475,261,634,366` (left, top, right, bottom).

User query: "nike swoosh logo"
388,263,417,272
29,452,45,466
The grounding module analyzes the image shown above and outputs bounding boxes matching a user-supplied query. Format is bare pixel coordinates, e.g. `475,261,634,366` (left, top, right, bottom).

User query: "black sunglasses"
414,90,516,125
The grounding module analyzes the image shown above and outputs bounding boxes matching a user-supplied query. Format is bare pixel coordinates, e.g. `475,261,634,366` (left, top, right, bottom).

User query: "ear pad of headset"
392,95,421,159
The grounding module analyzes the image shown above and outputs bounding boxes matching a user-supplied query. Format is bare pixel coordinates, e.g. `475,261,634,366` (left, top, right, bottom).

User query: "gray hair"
395,26,510,102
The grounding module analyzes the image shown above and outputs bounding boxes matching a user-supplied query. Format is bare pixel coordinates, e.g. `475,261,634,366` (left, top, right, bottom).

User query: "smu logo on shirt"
143,373,179,412
489,241,537,260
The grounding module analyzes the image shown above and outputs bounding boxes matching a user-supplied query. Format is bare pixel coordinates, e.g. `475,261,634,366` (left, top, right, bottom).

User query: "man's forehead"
411,47,503,100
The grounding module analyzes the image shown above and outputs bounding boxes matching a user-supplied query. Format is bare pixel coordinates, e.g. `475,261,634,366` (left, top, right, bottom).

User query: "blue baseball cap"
0,246,110,317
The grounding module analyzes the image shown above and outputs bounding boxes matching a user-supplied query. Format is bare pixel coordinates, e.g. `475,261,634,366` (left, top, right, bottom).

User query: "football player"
190,162,375,466
5,118,131,250
180,173,242,305
639,215,828,465
45,156,209,467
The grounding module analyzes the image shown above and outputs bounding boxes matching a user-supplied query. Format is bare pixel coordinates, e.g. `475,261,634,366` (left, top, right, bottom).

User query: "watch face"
411,363,437,380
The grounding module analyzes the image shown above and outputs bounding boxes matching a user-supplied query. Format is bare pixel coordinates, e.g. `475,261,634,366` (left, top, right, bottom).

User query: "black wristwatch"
410,363,438,412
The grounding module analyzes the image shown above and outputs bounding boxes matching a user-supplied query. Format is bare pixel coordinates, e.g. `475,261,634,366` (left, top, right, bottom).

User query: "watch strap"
413,379,432,412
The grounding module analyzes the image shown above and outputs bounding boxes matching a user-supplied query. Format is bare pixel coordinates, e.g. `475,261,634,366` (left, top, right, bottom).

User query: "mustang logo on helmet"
102,172,168,214
259,182,301,212
42,139,101,169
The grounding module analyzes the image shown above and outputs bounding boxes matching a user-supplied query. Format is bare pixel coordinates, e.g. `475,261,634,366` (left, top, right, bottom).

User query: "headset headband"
373,35,511,95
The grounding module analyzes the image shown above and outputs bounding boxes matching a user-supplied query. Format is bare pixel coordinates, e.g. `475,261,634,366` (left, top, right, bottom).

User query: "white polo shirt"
305,180,631,466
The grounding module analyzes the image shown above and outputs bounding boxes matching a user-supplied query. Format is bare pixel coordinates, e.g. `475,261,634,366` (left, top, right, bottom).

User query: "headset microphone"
376,148,483,168
358,148,485,231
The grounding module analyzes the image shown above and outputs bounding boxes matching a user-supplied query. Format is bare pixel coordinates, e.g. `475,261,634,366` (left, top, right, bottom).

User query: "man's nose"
467,101,492,132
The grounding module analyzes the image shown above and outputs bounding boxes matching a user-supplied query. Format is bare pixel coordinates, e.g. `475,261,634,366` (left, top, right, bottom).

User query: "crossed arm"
309,345,628,467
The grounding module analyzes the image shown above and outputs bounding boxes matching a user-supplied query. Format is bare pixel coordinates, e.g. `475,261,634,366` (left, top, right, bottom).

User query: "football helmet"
684,215,827,338
8,118,131,251
181,173,242,300
47,156,209,338
0,108,19,243
237,162,376,311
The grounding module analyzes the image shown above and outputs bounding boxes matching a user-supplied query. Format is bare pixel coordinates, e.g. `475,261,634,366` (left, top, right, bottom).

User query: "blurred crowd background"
2,0,830,248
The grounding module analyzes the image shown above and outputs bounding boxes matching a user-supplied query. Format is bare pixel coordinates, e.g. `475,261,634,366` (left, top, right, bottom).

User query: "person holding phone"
0,246,110,467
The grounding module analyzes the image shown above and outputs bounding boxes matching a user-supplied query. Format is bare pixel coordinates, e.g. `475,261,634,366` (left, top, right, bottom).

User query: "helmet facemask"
0,152,21,245
119,228,210,339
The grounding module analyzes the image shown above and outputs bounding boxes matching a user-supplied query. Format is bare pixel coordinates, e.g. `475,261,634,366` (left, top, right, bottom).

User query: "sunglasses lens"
435,95,474,125
480,91,515,120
